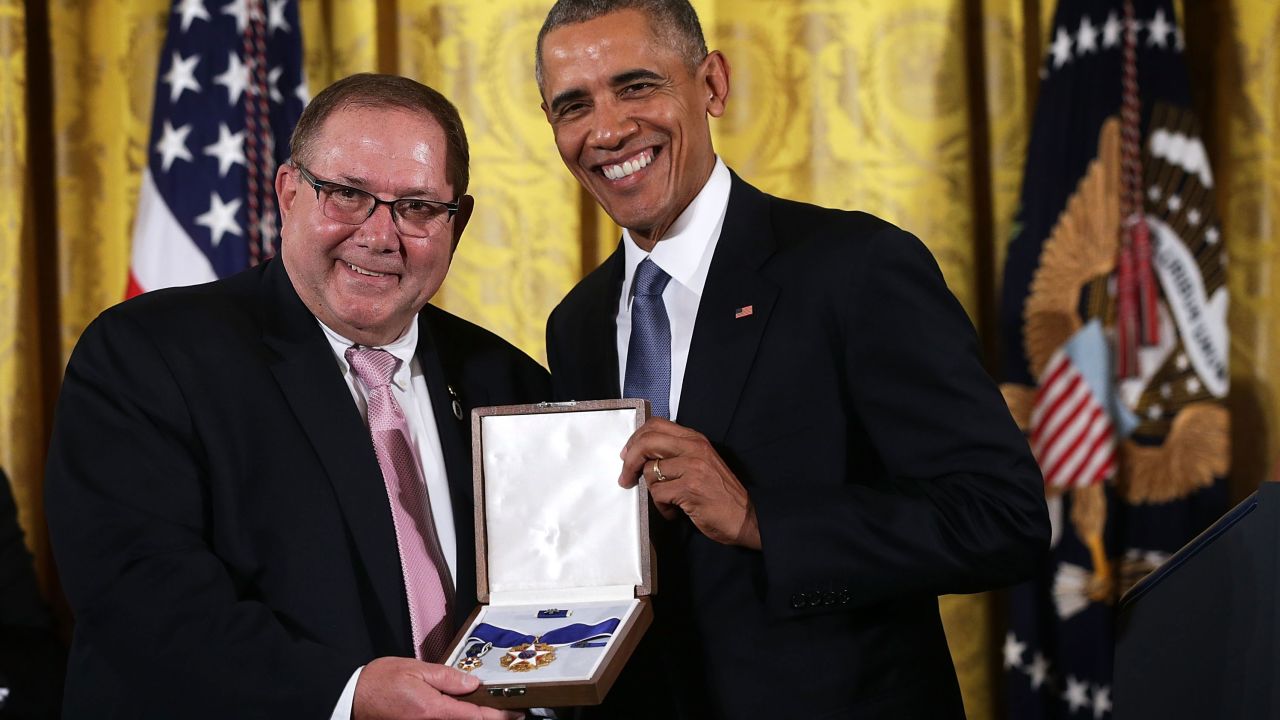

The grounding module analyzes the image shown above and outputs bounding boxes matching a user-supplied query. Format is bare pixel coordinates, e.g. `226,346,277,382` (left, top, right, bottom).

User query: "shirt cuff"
330,665,364,720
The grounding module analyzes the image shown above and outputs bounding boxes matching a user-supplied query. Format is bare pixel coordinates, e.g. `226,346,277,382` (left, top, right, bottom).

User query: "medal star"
1050,26,1073,69
504,641,553,670
1002,631,1026,669
1077,16,1098,55
162,51,202,103
202,123,247,177
1103,12,1122,48
174,0,211,32
195,192,244,248
214,51,251,106
1147,8,1173,48
155,121,194,172
1063,675,1091,713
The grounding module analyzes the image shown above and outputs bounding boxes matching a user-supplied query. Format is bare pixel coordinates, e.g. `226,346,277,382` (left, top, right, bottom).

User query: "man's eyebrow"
549,68,666,111
611,69,663,86
549,87,590,112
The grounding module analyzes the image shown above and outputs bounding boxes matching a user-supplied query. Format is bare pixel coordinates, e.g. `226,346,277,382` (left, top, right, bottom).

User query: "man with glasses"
46,74,542,719
537,0,1049,717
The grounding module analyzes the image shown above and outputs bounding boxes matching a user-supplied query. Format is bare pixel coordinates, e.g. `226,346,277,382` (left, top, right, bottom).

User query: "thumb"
420,662,482,696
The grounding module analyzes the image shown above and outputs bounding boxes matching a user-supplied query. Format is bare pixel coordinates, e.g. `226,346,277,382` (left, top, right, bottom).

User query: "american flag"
128,0,306,296
1029,321,1125,490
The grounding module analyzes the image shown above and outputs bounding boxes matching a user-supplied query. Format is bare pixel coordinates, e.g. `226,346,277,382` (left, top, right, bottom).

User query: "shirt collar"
318,315,419,391
622,157,731,298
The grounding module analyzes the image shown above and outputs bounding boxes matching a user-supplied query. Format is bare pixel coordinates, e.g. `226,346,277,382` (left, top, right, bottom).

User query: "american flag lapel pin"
734,305,754,319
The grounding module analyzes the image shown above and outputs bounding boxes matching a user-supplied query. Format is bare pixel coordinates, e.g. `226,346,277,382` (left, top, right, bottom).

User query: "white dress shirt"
318,315,457,719
616,157,732,419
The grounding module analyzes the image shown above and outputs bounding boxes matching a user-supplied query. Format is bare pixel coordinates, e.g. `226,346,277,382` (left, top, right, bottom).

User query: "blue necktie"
624,258,673,419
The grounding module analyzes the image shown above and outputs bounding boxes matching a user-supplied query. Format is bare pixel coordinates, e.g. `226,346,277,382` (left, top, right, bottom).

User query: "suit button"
822,591,837,606
791,592,809,609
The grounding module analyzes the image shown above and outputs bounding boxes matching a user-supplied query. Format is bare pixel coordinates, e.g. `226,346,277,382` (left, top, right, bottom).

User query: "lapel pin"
448,385,463,420
734,305,754,319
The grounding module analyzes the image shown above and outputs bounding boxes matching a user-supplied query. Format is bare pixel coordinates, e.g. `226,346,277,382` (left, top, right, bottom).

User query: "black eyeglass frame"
293,164,461,233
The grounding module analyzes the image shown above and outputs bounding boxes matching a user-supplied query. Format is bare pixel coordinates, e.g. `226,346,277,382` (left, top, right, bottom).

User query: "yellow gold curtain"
4,1,1279,717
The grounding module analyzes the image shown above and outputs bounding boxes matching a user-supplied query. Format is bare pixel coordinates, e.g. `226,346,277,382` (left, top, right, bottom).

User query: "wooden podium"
1114,482,1280,719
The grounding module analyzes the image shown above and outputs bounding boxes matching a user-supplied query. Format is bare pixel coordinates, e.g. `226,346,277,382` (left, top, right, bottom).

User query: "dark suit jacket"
0,469,66,719
45,259,548,719
546,173,1049,719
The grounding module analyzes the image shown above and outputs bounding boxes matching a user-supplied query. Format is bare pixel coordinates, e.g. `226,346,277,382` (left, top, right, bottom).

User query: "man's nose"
355,203,400,252
589,99,638,150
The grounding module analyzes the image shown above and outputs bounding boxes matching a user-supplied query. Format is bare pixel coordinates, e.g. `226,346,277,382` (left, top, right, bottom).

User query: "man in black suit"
46,74,541,720
536,1,1051,717
0,468,65,718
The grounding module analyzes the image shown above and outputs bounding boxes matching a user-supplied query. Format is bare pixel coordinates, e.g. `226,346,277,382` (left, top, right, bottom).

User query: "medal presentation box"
446,399,655,709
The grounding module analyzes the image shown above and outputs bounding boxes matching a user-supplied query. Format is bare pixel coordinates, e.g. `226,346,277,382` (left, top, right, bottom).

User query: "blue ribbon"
468,618,621,648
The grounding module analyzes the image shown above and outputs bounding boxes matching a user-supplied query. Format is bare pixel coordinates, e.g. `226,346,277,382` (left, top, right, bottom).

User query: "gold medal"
456,640,492,672
499,638,557,672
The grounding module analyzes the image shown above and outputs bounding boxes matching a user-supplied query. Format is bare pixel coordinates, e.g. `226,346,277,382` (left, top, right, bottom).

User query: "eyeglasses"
293,164,461,238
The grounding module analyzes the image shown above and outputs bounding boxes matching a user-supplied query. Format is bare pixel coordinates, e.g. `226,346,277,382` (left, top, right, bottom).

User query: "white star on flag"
174,0,211,32
155,120,194,172
1064,676,1091,713
162,51,202,103
1148,8,1173,48
203,123,248,177
195,192,244,248
1077,16,1098,54
1092,685,1112,718
214,51,252,105
1003,632,1027,669
268,0,292,33
269,66,284,103
1103,12,1122,48
1027,653,1050,690
221,0,262,35
1051,26,1074,68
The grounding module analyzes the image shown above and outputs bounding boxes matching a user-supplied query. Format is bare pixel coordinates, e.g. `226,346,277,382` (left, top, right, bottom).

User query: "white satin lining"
481,409,643,602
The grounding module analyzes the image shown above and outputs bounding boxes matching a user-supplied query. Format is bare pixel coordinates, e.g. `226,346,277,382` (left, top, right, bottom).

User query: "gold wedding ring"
652,459,668,483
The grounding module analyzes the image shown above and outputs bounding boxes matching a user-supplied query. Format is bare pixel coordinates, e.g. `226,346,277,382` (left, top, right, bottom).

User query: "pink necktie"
346,346,454,662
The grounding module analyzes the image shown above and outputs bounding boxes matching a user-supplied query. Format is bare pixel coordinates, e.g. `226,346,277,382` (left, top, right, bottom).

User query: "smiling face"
276,105,472,346
539,9,729,250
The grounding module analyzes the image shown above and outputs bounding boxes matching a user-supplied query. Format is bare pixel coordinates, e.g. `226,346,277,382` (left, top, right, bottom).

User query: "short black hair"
534,0,708,89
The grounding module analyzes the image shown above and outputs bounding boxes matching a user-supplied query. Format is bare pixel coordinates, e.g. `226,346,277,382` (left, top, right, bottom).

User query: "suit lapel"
259,260,411,656
413,308,477,627
570,249,625,401
677,175,779,444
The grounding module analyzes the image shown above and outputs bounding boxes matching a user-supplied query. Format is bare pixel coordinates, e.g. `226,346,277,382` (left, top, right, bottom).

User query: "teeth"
603,149,653,180
347,262,387,277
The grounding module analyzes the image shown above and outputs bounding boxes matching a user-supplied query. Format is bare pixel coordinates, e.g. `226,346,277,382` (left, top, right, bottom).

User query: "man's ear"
276,164,298,218
450,195,475,253
702,50,731,118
